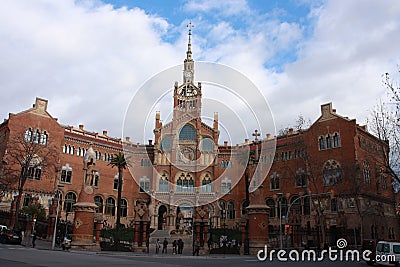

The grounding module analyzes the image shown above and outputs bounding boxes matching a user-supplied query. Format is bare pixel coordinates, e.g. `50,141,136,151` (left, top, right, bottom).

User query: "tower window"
61,164,73,183
179,125,196,140
319,136,325,150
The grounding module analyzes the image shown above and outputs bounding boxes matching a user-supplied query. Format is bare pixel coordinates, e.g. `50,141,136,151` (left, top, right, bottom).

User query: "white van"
376,241,400,266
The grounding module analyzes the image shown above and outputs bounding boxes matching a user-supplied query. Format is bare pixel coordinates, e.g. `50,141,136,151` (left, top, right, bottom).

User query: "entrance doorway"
158,205,167,230
176,205,193,231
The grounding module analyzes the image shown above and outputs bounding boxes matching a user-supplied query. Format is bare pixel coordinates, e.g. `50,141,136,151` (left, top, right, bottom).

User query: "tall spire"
186,21,193,60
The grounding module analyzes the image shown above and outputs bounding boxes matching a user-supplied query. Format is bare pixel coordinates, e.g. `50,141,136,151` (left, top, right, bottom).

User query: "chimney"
102,130,108,136
288,128,294,135
245,138,249,143
148,140,153,146
224,141,228,146
79,124,84,130
125,136,130,142
213,112,219,130
266,133,271,139
332,109,336,113
155,112,161,128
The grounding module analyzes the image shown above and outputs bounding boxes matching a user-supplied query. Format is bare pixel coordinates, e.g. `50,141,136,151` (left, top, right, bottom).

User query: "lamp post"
276,193,283,250
51,184,64,250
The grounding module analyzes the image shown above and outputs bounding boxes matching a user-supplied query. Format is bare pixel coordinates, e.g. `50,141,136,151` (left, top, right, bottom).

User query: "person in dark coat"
32,231,37,248
172,240,177,254
162,238,168,254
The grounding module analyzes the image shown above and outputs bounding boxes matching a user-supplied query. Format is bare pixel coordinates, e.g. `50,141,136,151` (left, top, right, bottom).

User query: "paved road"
0,241,371,267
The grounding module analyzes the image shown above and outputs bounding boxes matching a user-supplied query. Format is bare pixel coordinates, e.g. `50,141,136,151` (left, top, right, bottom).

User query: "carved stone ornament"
75,218,83,229
84,185,93,195
198,208,206,218
258,221,267,230
138,209,145,217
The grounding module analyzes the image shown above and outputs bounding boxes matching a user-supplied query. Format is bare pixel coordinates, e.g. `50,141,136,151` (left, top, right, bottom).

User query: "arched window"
24,128,33,142
201,174,212,192
139,176,150,192
176,173,194,192
270,172,280,190
121,199,127,217
331,198,338,212
227,201,235,219
221,177,232,194
326,134,332,149
179,124,196,140
280,198,288,218
333,132,341,147
323,160,342,185
319,136,325,150
40,131,48,145
160,135,172,152
201,137,214,152
105,197,116,216
219,201,226,219
266,199,276,218
64,192,76,213
94,172,100,187
295,168,307,187
94,195,103,213
241,200,249,215
33,129,40,143
303,196,311,215
60,164,72,183
159,173,169,192
363,160,371,184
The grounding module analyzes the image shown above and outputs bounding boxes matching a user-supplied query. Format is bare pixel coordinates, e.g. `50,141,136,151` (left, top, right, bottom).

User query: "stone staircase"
149,229,193,255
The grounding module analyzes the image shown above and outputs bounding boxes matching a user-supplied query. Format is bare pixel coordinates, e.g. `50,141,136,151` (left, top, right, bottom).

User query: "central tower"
173,22,202,120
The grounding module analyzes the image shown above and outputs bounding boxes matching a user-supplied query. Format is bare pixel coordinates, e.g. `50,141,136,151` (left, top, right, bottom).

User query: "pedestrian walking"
178,238,183,254
162,238,168,254
193,240,200,256
156,238,160,254
32,231,37,248
172,240,177,254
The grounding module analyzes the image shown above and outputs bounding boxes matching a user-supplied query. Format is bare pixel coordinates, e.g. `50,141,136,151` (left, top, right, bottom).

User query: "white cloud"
273,0,400,128
1,0,399,144
0,0,179,139
183,0,251,17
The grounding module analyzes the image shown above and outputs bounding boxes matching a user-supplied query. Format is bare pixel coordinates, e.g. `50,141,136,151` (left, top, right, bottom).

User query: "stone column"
71,146,100,251
246,186,269,255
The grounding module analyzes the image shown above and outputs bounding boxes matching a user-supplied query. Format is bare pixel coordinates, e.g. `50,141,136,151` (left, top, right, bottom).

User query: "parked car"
376,240,400,266
0,225,7,232
0,229,22,245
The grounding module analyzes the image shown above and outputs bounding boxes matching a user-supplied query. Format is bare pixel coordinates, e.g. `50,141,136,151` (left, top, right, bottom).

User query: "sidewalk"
20,238,254,260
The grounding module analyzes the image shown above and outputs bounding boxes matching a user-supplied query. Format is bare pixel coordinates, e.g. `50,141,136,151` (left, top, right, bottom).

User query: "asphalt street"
0,240,371,267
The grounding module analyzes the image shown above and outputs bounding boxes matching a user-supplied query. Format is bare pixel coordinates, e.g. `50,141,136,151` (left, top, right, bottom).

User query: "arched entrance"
158,205,167,230
176,204,193,232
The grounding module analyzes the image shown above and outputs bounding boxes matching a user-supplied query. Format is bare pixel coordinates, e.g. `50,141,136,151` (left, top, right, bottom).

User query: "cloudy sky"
1,0,399,144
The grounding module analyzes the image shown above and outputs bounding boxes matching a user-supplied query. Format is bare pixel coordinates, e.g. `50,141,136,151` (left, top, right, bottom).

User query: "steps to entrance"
149,229,193,255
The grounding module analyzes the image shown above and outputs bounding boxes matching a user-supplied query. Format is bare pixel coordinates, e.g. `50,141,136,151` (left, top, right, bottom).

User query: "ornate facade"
0,29,398,253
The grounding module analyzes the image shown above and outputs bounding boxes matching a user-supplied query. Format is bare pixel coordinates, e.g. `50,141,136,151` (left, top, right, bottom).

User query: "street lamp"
276,193,283,250
51,184,63,250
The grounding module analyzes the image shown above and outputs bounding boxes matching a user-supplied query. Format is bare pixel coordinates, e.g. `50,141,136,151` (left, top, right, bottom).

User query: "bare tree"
1,131,57,229
368,69,400,187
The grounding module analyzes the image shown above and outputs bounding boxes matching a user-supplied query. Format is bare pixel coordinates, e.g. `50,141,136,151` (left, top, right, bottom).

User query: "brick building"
0,30,398,252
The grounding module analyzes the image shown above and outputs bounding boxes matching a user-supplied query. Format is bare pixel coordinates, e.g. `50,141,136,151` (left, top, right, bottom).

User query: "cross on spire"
186,21,194,60
252,129,261,141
